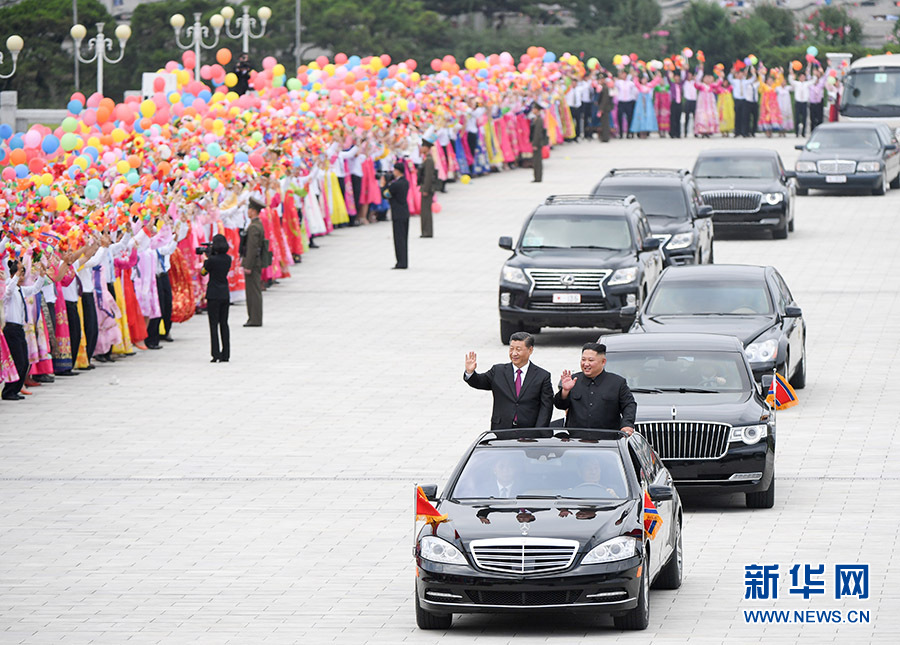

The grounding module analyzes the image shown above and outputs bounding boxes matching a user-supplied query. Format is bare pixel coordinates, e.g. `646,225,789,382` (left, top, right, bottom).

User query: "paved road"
2,134,898,643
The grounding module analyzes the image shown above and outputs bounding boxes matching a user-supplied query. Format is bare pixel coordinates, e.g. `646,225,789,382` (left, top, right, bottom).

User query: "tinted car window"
609,349,751,392
452,447,630,500
628,434,658,480
807,128,881,151
646,279,774,315
602,186,689,219
521,214,633,250
694,157,776,179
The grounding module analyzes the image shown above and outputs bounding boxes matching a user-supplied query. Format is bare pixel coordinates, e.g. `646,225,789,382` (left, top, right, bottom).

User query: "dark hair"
581,342,606,355
7,259,19,273
509,331,534,348
393,161,405,173
211,234,229,255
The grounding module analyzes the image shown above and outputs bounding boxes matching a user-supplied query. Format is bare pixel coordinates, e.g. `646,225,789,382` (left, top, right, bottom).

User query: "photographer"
233,53,252,96
200,235,232,363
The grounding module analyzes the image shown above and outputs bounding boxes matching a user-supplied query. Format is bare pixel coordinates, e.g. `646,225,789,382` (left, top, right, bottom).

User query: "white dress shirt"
76,247,107,292
4,275,46,325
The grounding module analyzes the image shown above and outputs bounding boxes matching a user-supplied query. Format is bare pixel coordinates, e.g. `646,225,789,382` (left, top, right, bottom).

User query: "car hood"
695,177,783,193
634,392,763,426
433,498,640,551
646,215,692,235
634,314,775,345
508,248,637,270
798,149,882,162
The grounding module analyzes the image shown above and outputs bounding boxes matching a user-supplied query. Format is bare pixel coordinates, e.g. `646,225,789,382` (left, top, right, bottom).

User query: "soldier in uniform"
241,199,265,327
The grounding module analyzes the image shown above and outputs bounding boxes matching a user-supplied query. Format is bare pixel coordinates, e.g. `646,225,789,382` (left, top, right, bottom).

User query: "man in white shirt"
76,240,107,367
683,69,698,137
790,71,811,137
3,260,46,400
728,68,748,137
614,71,637,139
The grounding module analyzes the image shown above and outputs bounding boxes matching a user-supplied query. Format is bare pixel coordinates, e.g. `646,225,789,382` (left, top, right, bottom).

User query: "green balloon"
61,117,78,133
286,78,302,91
187,158,200,171
60,132,79,151
251,131,263,142
38,185,50,197
126,170,139,185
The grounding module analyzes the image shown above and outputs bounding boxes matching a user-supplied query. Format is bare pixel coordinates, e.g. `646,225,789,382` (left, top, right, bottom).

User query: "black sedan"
794,122,900,196
693,148,796,239
415,428,682,630
602,332,776,509
628,264,806,389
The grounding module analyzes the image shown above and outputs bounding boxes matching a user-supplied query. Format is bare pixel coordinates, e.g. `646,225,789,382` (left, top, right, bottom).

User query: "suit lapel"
505,363,517,398
515,363,541,399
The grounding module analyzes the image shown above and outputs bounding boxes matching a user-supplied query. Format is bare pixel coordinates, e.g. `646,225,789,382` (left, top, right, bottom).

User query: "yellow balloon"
111,128,128,144
323,63,335,76
370,57,382,70
219,152,233,166
87,136,101,148
226,92,239,102
224,73,237,88
381,103,391,114
397,98,408,111
300,101,310,112
55,195,70,211
73,157,88,171
140,98,156,118
410,72,420,82
308,61,320,70
199,151,210,162
41,172,53,185
116,160,130,174
272,64,285,76
461,174,471,185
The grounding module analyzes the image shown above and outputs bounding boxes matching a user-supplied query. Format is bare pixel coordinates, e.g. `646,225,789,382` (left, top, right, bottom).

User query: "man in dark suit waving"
554,342,636,434
464,332,554,430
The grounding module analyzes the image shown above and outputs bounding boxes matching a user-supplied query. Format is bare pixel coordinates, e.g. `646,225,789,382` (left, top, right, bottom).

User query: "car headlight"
419,536,467,565
857,161,881,173
763,192,784,205
795,161,816,173
500,265,529,286
608,267,638,286
666,232,694,250
582,535,640,565
744,339,778,363
729,424,769,445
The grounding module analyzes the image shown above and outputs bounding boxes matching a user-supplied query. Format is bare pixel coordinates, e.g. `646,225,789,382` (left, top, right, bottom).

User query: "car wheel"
746,475,775,509
500,320,517,345
796,186,809,196
891,172,900,189
873,172,888,196
653,517,683,590
614,548,650,630
415,592,452,630
707,240,714,264
790,345,807,390
773,216,789,240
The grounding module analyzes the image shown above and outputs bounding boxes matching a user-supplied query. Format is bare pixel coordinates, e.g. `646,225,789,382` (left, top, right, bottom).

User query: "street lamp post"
70,22,131,96
220,5,271,54
0,35,25,80
170,12,225,82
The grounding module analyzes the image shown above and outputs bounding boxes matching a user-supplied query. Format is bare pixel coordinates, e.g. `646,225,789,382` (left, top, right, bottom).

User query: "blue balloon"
9,134,24,149
83,145,99,161
67,100,83,114
348,55,361,68
182,92,195,104
0,123,12,140
198,90,212,102
377,68,388,79
451,76,462,85
477,69,488,79
41,135,60,155
0,148,5,163
543,52,556,63
15,164,28,178
84,185,100,200
234,151,249,164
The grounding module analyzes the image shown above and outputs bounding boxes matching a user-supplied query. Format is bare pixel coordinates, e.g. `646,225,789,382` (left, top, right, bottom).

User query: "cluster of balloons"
1,47,581,256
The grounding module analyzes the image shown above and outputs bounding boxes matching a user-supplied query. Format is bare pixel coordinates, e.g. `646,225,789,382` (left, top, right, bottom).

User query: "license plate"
553,293,581,304
826,175,847,183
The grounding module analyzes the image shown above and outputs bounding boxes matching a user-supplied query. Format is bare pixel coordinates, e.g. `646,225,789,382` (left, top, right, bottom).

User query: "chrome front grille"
816,160,856,174
469,538,578,574
636,421,731,460
525,269,612,292
527,300,608,312
701,191,762,213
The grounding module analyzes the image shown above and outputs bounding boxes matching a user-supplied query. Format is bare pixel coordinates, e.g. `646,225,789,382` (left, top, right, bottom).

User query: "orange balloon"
96,107,111,124
128,154,141,168
9,148,26,166
216,48,232,66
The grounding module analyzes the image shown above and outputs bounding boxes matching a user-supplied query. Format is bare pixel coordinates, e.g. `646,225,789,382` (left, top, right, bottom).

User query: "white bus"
839,54,900,131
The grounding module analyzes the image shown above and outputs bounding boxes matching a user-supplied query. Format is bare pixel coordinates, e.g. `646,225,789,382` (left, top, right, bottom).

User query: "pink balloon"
86,92,102,108
329,90,343,105
165,61,179,72
263,56,276,71
70,92,86,105
23,130,41,148
200,65,212,80
334,53,348,65
2,167,15,181
380,54,391,67
82,109,97,126
248,153,264,169
182,50,196,69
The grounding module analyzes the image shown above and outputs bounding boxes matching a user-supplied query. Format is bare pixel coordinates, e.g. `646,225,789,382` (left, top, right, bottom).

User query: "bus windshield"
840,68,900,117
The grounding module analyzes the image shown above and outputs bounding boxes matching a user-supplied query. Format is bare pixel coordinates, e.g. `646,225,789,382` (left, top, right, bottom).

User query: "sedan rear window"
646,280,773,315
452,447,630,500
607,350,750,393
599,186,688,219
694,157,776,179
521,214,633,250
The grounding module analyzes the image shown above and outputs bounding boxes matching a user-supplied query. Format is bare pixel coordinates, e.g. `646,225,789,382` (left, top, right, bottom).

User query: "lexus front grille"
701,191,763,213
469,538,579,574
525,269,612,292
636,421,731,459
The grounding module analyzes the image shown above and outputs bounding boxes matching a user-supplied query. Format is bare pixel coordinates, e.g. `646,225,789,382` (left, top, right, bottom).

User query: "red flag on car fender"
416,486,448,525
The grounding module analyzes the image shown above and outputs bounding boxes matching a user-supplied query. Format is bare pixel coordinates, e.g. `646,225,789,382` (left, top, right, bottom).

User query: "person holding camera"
200,235,232,362
241,199,266,327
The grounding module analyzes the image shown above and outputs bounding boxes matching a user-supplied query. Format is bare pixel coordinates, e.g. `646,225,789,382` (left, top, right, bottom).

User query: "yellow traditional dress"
718,89,735,134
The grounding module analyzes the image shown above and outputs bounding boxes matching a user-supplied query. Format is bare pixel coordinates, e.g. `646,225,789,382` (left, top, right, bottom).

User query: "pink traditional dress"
758,82,782,131
51,282,74,373
24,290,54,376
694,80,722,135
654,84,672,134
92,265,123,356
0,332,18,385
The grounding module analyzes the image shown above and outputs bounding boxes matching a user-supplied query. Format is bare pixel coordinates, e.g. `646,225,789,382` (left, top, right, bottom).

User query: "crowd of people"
1,47,587,401
565,52,844,141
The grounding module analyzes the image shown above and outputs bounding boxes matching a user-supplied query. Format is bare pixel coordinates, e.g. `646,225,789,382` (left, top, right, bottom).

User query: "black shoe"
220,358,229,362
210,358,219,363
243,323,262,327
2,394,25,401
55,371,79,377
392,265,407,270
531,180,541,183
419,235,432,238
146,344,161,350
95,355,110,363
33,374,55,383
161,336,173,343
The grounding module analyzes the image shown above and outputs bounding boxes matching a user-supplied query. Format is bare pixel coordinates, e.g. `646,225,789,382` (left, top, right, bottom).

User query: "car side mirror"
648,484,673,502
784,305,802,318
420,484,438,502
794,144,806,151
642,237,661,250
784,170,796,180
761,374,774,392
498,236,513,250
696,204,714,218
886,144,898,151
620,305,637,318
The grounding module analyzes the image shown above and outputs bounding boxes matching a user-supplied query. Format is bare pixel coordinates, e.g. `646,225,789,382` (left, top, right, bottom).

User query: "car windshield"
608,350,750,393
693,157,776,179
646,279,773,315
600,186,688,219
806,128,881,151
521,214,634,250
451,446,631,500
840,68,900,117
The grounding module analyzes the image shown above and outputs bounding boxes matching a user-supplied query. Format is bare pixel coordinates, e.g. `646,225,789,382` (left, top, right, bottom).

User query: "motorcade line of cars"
420,143,821,630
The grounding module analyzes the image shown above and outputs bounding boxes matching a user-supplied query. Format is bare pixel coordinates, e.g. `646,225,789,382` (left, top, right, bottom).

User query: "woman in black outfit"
201,235,232,362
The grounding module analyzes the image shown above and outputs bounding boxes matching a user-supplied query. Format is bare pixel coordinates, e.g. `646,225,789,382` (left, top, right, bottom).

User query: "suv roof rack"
544,194,636,206
479,427,627,443
607,168,690,177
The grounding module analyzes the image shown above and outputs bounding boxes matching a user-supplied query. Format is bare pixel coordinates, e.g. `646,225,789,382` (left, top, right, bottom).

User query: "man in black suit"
554,342,636,433
463,331,554,430
382,162,409,269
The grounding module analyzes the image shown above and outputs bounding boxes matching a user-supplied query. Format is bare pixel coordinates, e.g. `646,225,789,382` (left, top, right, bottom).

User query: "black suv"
498,195,664,344
592,168,715,266
693,149,796,239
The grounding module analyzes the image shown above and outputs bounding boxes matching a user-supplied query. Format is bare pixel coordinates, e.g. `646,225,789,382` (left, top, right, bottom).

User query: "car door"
629,435,671,577
772,270,803,375
689,183,713,261
635,214,663,289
